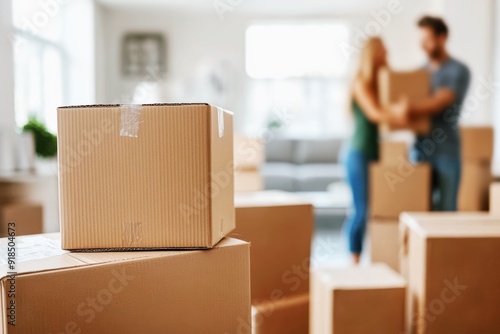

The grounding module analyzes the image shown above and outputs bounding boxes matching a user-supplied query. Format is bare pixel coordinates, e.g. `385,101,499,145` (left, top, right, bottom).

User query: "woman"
344,37,407,264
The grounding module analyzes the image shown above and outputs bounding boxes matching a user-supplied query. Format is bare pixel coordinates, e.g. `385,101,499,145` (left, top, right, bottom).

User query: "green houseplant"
22,117,57,158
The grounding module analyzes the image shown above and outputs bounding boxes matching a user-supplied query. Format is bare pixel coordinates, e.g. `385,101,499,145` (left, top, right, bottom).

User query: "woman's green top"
350,101,379,160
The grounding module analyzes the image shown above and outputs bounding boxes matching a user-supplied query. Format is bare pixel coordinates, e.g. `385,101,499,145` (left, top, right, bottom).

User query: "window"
245,22,352,137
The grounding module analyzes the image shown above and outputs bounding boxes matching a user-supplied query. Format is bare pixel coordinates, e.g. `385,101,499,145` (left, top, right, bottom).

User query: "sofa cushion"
265,139,295,163
261,163,296,192
295,164,345,192
294,139,343,164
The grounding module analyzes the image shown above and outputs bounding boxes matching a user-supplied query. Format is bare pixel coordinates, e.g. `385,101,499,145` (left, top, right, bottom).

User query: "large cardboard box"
461,126,494,161
380,141,408,165
234,135,264,170
235,170,265,192
58,103,234,250
252,293,309,334
400,212,500,333
378,67,431,134
370,162,431,218
0,203,43,237
311,264,406,334
370,218,399,271
458,160,491,211
0,233,250,333
232,191,313,303
490,183,500,216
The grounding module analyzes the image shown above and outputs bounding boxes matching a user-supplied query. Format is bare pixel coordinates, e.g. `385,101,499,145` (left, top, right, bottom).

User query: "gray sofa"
262,138,346,192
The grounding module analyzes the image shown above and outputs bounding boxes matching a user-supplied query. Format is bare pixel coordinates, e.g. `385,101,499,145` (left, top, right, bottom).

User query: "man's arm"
409,88,456,116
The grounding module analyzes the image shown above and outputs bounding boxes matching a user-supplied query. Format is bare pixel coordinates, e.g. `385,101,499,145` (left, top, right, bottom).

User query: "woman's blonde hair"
350,37,384,104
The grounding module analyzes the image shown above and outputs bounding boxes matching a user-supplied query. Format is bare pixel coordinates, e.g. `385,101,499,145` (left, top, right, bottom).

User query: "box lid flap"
235,191,312,208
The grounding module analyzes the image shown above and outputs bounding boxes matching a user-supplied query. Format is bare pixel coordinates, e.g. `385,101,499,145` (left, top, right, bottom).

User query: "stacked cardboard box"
310,264,406,334
232,191,313,333
458,126,494,211
234,135,265,192
400,212,500,333
377,67,431,134
0,103,251,333
369,141,431,271
490,183,500,215
0,202,43,237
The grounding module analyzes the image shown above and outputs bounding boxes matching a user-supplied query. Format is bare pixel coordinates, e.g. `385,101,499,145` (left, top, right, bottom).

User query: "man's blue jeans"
428,156,461,211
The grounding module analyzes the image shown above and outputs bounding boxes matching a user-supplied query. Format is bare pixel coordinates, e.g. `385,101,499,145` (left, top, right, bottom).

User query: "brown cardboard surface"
58,103,234,250
311,264,406,334
234,170,264,192
378,67,431,134
370,218,399,271
458,160,491,212
234,134,264,171
0,203,43,237
380,141,408,165
231,191,313,304
252,293,309,334
400,213,500,333
461,126,494,161
0,233,250,333
490,183,500,216
370,162,431,218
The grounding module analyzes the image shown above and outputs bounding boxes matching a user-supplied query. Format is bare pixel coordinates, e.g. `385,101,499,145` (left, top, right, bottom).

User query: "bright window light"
246,23,349,79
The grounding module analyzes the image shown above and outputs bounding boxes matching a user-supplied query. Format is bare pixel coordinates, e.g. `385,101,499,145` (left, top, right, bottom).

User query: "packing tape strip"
217,107,224,138
120,104,143,138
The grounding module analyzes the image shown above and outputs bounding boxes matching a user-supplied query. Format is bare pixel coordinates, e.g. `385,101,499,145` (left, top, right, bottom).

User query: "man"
410,16,470,211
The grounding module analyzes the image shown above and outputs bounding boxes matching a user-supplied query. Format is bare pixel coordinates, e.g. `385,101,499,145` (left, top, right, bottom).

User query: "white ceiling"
97,0,390,16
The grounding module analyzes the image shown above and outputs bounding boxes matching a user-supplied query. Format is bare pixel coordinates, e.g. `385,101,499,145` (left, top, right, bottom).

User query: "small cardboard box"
378,67,431,134
0,233,250,333
311,264,406,334
370,218,399,271
400,212,500,333
58,103,234,250
232,191,313,303
234,170,265,192
458,160,491,211
234,135,264,170
252,293,309,334
370,162,431,218
380,141,408,165
0,203,43,237
490,183,500,216
461,126,494,161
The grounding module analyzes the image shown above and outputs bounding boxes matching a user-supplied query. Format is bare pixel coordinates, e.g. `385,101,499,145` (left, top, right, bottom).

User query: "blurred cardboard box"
311,264,406,334
370,218,399,271
234,170,264,192
58,103,234,250
0,203,43,237
490,183,500,215
232,191,313,303
370,162,431,218
458,161,491,211
0,233,250,333
461,126,493,161
234,135,264,170
252,293,309,334
378,67,431,134
400,212,500,333
380,141,408,165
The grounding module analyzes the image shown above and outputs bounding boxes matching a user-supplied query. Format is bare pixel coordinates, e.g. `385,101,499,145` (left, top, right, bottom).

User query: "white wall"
0,0,15,129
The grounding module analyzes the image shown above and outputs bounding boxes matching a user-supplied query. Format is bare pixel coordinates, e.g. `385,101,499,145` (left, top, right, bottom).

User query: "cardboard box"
458,160,491,211
370,162,431,218
58,103,234,250
380,141,408,165
232,191,313,303
378,67,431,134
311,264,406,334
461,126,494,161
252,293,309,334
400,212,500,333
490,183,500,216
0,203,43,237
0,233,251,333
370,218,399,271
234,135,264,170
235,170,265,192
